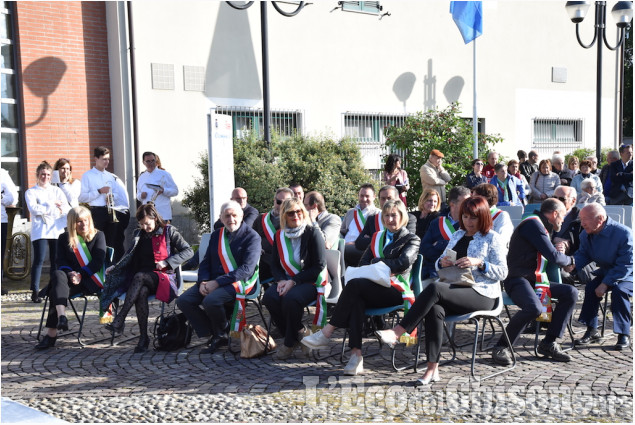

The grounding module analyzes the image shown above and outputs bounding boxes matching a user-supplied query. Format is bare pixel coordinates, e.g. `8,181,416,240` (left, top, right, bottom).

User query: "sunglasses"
276,199,285,205
552,196,567,203
286,210,303,217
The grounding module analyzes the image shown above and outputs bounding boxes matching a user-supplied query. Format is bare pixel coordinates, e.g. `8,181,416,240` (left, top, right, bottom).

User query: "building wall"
125,0,621,201
15,1,112,188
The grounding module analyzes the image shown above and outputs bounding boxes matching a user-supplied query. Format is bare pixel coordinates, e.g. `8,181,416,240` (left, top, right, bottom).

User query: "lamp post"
565,1,633,162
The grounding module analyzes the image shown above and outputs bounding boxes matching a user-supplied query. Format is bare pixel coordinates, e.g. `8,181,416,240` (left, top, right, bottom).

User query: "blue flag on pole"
450,1,483,44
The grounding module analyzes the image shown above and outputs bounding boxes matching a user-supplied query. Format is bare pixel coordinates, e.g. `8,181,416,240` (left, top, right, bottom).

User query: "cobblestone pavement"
1,289,632,423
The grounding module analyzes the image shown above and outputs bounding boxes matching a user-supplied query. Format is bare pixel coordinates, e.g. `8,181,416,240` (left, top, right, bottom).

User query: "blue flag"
450,1,483,44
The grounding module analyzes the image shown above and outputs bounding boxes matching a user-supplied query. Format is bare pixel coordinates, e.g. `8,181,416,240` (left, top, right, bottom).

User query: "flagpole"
472,38,478,160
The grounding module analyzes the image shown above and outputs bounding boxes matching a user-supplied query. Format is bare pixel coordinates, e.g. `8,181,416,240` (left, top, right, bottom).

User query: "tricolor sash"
490,206,502,221
261,212,276,246
275,230,328,330
73,236,112,323
374,212,384,232
438,217,457,241
217,228,260,335
521,214,552,322
353,207,367,233
370,230,417,345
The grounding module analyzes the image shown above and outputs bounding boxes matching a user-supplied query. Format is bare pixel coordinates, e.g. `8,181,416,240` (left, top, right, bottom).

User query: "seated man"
252,187,294,281
213,187,259,230
607,144,633,206
492,199,578,365
354,185,416,253
340,183,379,266
471,183,513,244
420,186,471,280
551,186,585,284
303,191,340,249
177,201,261,354
570,203,633,350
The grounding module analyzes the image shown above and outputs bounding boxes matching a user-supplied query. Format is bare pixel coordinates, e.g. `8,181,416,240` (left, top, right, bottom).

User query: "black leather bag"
153,308,192,351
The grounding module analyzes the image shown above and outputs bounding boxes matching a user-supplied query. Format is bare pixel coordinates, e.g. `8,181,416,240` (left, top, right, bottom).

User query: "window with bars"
215,106,303,139
532,118,583,152
339,1,383,14
1,1,22,195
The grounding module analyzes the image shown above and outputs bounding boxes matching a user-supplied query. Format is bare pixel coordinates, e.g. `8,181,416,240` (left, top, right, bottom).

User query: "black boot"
134,335,150,353
31,290,42,304
57,315,69,331
35,335,57,350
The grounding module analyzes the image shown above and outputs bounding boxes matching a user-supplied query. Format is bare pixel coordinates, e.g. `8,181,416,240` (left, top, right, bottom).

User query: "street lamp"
565,1,633,162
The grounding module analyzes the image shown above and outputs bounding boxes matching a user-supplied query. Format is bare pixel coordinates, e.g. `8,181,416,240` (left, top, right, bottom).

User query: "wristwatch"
478,260,485,271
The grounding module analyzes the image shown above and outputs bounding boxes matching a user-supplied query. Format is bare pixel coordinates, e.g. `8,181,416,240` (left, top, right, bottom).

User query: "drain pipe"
127,1,141,192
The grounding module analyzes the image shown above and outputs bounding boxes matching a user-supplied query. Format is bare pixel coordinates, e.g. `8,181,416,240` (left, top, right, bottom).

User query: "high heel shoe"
134,335,150,353
414,369,440,387
375,329,398,349
57,315,69,331
31,291,42,304
105,321,125,335
34,335,57,350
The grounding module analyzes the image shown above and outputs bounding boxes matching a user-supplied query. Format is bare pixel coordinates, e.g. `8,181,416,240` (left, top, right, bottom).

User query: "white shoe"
343,353,364,376
414,369,440,387
375,329,398,348
300,329,331,350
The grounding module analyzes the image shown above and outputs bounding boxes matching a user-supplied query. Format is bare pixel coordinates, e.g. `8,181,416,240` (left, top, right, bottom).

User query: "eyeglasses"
144,159,156,164
553,196,567,203
276,199,285,205
286,210,303,217
474,162,484,166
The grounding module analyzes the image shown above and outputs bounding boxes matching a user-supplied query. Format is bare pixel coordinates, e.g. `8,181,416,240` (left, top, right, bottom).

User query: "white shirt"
25,184,70,241
1,168,19,224
136,168,179,220
342,204,380,243
57,179,82,208
78,167,129,211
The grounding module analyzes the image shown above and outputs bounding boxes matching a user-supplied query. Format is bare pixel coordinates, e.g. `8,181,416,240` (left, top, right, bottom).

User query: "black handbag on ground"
153,306,192,351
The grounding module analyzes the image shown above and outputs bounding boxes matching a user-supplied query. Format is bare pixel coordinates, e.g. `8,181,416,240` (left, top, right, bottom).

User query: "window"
532,118,583,153
1,1,22,195
340,1,383,15
215,106,303,139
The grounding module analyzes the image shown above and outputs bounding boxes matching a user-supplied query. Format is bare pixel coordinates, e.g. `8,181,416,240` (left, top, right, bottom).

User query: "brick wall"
15,1,112,188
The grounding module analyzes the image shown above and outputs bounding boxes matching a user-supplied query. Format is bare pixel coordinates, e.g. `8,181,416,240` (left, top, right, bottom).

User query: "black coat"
360,227,420,280
271,225,327,285
355,212,417,252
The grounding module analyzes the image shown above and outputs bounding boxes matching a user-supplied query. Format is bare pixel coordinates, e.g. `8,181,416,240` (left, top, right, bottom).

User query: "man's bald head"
553,185,576,212
231,187,248,208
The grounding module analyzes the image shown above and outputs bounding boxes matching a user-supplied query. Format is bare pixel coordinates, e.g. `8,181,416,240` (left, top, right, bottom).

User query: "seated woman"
101,204,193,353
465,159,488,189
375,196,508,386
571,160,603,199
577,178,606,206
414,189,441,240
490,163,524,207
35,206,106,349
301,199,420,376
530,159,560,203
262,198,327,360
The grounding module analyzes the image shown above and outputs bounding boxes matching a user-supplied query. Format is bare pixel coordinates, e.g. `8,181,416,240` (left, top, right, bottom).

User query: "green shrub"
565,147,613,166
384,103,503,209
183,133,378,231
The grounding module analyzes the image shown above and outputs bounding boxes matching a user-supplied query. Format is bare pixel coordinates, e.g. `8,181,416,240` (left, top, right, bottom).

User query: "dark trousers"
399,282,496,363
262,282,316,347
1,222,7,266
91,207,130,262
499,276,578,347
44,270,100,328
30,238,57,293
343,244,364,268
328,278,403,350
177,284,236,338
578,275,633,335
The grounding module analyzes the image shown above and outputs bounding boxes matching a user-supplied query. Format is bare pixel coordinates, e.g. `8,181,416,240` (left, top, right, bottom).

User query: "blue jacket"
489,175,524,206
420,215,460,279
198,222,261,292
574,217,633,287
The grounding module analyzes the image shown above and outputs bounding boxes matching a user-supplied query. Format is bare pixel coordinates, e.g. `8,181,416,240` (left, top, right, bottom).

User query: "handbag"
153,308,192,351
345,261,392,287
240,324,276,359
437,266,476,287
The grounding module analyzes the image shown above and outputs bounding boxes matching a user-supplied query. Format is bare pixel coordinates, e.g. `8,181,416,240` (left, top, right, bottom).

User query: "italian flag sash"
217,228,260,336
438,217,457,241
353,207,367,233
490,206,502,221
261,212,276,246
370,230,417,345
72,236,112,323
374,212,384,232
275,230,329,330
521,214,552,322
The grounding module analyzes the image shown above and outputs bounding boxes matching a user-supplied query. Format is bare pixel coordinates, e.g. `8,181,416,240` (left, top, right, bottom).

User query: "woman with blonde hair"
415,189,441,240
262,197,327,360
35,206,106,349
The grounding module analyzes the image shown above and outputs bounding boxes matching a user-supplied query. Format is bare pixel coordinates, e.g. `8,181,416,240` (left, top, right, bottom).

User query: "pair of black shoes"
134,336,150,353
577,328,631,351
201,334,229,354
33,315,69,350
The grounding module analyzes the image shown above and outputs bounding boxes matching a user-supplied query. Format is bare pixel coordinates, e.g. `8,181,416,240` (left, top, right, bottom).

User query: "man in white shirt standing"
79,146,130,261
136,151,179,221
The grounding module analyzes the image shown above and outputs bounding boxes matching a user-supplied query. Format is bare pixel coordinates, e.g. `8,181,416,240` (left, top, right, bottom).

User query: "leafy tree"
183,133,377,231
565,147,613,166
384,103,503,209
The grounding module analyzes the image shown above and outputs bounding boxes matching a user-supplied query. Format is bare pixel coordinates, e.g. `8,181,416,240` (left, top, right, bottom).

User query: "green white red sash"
370,230,417,345
521,214,552,322
217,228,259,335
438,217,457,241
72,236,112,323
374,212,384,232
353,207,367,233
261,212,276,246
275,230,329,330
490,206,502,221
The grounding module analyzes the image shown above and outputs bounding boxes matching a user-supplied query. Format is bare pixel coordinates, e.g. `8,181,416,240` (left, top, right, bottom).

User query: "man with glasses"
420,149,451,204
213,187,259,230
79,146,130,261
252,187,294,281
136,151,179,222
492,199,578,366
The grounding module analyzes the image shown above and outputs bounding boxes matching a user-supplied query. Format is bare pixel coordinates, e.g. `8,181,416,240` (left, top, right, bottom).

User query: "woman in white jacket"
54,158,81,208
25,161,70,303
